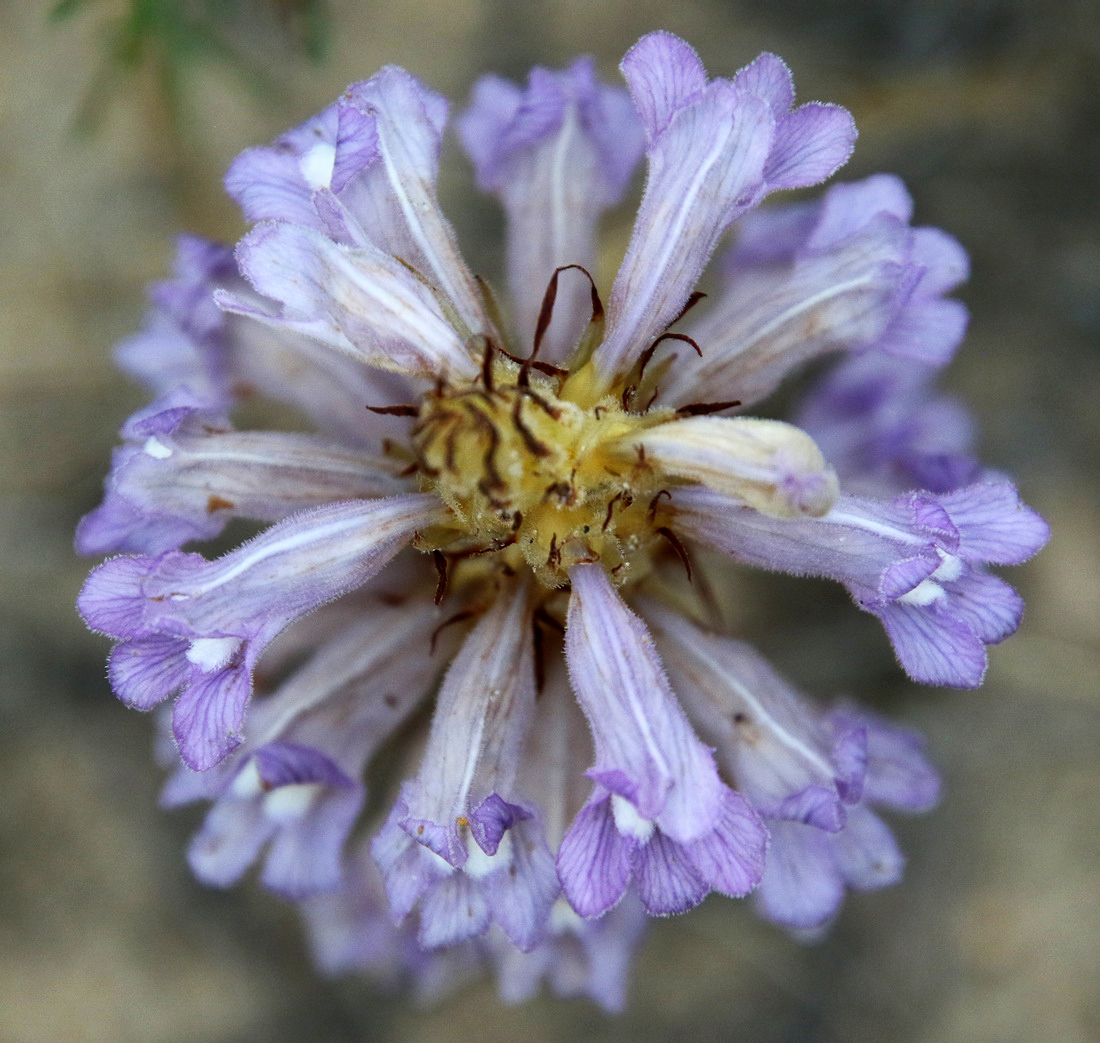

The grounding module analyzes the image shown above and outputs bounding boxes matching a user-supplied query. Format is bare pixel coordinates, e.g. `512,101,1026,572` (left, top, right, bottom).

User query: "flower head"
78,32,1047,1008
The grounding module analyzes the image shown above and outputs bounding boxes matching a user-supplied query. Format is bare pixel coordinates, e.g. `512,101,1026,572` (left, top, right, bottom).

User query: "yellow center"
411,358,676,588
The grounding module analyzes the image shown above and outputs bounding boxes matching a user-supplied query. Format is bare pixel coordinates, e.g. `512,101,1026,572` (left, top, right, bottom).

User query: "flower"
77,31,1048,1009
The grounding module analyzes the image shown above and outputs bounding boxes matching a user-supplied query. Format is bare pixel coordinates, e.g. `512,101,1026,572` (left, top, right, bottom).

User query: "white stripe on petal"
565,563,721,843
401,575,536,863
344,68,488,338
236,222,477,381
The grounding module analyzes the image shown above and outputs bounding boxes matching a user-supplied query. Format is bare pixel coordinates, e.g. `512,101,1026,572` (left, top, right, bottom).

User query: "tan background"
2,1,1097,1040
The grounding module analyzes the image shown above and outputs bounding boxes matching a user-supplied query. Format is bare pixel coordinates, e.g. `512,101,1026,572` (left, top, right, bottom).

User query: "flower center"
411,359,676,588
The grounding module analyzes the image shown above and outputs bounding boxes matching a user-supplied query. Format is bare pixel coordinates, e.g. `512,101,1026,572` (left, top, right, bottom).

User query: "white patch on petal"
142,436,172,459
464,828,512,880
298,142,336,190
611,793,655,841
549,896,584,934
263,782,321,824
932,550,963,583
230,757,264,799
899,578,945,606
185,636,241,671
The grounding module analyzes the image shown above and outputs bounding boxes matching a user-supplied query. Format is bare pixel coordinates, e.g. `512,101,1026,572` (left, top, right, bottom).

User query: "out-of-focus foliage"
49,0,330,132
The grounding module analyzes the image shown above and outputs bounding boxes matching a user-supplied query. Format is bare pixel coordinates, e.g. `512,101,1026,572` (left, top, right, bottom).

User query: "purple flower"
79,495,441,768
672,481,1048,687
659,174,970,408
647,602,940,928
794,350,982,496
77,31,1046,1008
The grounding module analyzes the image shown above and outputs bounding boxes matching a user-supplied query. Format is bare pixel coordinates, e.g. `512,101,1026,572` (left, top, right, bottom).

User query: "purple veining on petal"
337,67,487,334
492,892,648,1011
592,34,857,387
79,495,440,769
114,236,238,407
74,28,1048,1001
77,394,409,557
556,796,634,918
795,351,982,497
664,174,971,409
233,220,478,381
458,57,643,360
673,480,1047,688
399,576,537,866
565,563,723,840
733,52,857,191
225,103,343,230
825,705,941,813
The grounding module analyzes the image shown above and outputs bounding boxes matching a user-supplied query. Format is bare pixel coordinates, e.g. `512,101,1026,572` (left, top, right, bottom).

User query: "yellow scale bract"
412,358,677,588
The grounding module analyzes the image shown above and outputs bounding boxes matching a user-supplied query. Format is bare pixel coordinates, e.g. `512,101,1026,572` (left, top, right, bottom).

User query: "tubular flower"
77,32,1047,1009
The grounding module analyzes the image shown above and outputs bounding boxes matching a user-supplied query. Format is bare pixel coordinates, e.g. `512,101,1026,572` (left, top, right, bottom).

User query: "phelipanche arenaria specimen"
78,32,1048,1009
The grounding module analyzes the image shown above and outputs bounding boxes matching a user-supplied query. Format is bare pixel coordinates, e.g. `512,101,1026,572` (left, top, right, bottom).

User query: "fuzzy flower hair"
78,32,1047,1010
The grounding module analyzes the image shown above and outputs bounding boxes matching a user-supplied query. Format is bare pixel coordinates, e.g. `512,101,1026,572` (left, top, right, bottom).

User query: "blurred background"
1,1,1097,1040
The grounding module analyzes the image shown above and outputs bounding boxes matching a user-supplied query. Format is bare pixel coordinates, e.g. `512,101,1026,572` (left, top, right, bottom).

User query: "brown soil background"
2,1,1097,1040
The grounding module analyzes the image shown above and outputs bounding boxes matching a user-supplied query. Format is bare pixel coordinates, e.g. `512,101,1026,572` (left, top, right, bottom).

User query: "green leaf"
48,0,89,23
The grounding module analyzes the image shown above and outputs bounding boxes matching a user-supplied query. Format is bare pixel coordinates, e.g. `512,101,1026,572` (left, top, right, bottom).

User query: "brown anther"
532,263,604,360
471,409,504,488
365,403,419,417
397,461,419,478
666,290,708,328
547,533,561,569
647,488,672,520
621,385,638,411
657,526,693,581
430,609,476,654
602,491,624,532
520,386,562,420
637,332,703,379
675,399,742,417
494,344,569,381
534,265,605,361
476,479,510,510
462,534,517,557
511,396,552,458
431,550,448,605
480,336,496,393
206,495,235,514
444,424,459,472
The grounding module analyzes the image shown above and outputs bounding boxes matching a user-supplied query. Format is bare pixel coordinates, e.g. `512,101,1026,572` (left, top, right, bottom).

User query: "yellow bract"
412,358,676,587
